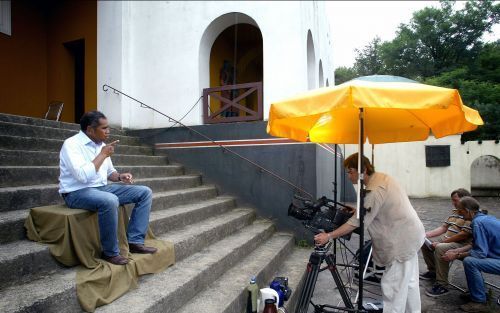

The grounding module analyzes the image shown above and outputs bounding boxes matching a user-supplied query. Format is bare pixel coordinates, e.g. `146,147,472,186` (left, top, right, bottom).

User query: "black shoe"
459,292,472,302
102,254,129,265
419,271,436,281
129,243,157,254
425,283,449,297
460,301,489,312
354,272,382,284
364,275,382,284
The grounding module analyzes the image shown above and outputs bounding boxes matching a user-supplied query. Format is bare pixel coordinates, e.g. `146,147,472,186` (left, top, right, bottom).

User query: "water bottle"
262,298,278,313
246,276,260,313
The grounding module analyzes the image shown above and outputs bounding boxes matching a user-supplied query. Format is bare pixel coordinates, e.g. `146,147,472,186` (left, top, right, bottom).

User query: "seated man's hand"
432,242,440,249
101,140,119,157
119,173,134,184
442,250,458,262
314,232,330,246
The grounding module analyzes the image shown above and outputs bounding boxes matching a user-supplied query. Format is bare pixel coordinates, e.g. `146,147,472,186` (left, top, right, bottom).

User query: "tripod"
295,239,377,313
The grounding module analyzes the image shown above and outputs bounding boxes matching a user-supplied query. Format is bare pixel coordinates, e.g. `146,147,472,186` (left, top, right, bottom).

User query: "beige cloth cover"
24,205,175,312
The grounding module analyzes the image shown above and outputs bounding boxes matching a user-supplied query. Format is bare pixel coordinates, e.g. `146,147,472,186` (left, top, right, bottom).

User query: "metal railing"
203,82,263,124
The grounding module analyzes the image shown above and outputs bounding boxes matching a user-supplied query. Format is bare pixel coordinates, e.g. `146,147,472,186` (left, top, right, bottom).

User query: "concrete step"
0,185,218,243
0,135,153,155
0,113,81,131
0,269,79,312
0,113,128,136
0,198,240,285
0,149,169,166
149,185,218,212
0,121,140,146
0,175,202,213
175,232,295,313
0,239,64,290
0,165,184,188
134,175,202,193
97,217,273,313
149,196,235,236
0,209,29,243
271,247,311,313
0,208,259,311
0,184,61,213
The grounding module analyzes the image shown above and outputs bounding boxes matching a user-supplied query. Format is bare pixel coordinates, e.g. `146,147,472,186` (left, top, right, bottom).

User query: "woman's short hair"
80,111,106,131
343,153,375,175
459,196,480,212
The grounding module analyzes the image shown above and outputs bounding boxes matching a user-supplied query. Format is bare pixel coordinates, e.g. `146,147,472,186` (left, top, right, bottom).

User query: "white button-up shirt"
347,172,425,266
59,131,116,193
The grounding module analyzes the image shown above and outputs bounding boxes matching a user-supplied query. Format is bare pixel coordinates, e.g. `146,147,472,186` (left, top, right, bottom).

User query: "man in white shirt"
315,153,425,313
59,111,156,265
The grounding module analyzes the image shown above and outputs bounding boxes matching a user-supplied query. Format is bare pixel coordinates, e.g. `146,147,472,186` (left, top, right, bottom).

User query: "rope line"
103,84,313,198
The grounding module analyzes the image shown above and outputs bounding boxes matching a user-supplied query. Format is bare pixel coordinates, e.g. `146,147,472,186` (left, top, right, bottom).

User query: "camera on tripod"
288,195,353,236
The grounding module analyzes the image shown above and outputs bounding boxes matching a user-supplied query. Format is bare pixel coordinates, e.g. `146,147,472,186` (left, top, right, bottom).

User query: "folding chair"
44,101,64,121
448,258,500,305
448,260,467,293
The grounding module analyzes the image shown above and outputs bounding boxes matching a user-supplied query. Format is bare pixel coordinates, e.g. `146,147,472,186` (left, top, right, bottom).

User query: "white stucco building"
343,136,500,197
95,1,499,198
98,1,334,129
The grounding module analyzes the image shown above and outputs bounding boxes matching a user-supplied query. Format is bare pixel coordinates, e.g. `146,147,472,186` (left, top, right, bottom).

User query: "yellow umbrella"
267,76,483,312
268,78,482,144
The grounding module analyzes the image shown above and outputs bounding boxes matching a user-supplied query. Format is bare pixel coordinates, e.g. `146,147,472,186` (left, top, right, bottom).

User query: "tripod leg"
355,244,376,304
296,252,322,313
325,253,354,310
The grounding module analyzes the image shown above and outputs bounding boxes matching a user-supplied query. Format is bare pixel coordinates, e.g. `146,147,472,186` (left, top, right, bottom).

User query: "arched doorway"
307,30,316,90
200,13,263,124
470,155,500,196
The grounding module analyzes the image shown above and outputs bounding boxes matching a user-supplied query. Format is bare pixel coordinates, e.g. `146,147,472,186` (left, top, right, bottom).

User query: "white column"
97,1,124,128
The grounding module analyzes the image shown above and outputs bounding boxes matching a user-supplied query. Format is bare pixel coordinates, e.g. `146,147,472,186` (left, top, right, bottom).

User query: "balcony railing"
203,82,263,124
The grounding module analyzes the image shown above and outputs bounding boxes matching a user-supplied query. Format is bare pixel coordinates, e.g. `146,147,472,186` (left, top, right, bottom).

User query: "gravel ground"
304,197,500,313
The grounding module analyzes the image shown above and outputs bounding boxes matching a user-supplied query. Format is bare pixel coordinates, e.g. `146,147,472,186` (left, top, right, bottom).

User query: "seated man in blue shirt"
442,196,500,312
59,111,157,265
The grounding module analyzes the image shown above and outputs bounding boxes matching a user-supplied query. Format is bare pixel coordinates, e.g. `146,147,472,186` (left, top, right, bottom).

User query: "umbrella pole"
333,144,338,208
333,144,338,264
358,108,366,312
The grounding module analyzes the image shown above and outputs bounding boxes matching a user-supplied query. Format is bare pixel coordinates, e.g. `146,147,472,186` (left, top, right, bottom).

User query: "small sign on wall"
0,1,11,36
425,145,451,167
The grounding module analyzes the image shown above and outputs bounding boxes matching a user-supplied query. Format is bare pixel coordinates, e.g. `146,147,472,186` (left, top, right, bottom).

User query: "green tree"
469,41,500,83
425,68,500,141
334,66,357,85
347,0,499,80
353,37,385,76
341,0,500,140
406,0,499,76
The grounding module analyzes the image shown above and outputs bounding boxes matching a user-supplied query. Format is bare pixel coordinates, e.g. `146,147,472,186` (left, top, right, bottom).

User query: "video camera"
288,195,354,237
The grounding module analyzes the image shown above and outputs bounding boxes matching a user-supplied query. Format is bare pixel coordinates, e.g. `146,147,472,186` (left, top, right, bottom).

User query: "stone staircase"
0,113,309,313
